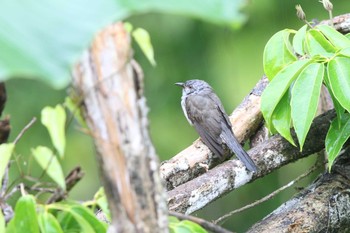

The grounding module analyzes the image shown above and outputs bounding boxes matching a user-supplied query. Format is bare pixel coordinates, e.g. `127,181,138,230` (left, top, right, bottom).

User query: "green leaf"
326,113,350,170
0,0,247,89
327,57,350,113
32,146,66,190
38,211,64,233
263,29,297,80
304,29,337,57
94,188,111,222
261,59,311,130
177,220,207,233
0,143,14,189
323,68,345,127
317,24,350,48
271,92,295,146
13,195,40,233
291,63,324,150
132,28,156,66
71,205,108,233
340,47,350,57
292,25,307,55
41,105,66,157
169,216,180,224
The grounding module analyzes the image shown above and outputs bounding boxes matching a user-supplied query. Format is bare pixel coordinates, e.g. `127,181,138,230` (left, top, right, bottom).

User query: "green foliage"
41,105,66,157
7,195,40,233
0,0,246,89
0,143,14,189
262,24,350,170
32,146,66,190
169,217,207,233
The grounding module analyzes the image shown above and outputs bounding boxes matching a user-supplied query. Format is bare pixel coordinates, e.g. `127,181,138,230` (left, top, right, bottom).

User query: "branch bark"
72,23,167,233
247,151,350,233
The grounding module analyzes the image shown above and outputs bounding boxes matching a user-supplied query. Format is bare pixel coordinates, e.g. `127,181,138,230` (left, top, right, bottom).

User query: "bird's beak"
175,82,185,88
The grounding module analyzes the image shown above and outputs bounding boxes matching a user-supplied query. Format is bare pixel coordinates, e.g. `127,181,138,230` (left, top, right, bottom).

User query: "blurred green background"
3,0,349,232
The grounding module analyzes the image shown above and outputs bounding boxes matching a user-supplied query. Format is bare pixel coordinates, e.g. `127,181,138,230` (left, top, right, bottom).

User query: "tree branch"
247,149,350,233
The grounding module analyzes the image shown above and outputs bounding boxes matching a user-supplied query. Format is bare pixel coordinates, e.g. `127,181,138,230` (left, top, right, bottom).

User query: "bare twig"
169,211,233,233
214,162,322,224
13,117,37,144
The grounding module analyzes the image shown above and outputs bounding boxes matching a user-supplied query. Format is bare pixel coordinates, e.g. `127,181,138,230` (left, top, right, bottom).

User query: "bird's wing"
209,93,258,172
185,94,225,157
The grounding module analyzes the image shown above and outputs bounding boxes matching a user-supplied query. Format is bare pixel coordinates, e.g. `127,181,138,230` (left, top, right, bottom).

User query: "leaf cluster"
261,24,350,170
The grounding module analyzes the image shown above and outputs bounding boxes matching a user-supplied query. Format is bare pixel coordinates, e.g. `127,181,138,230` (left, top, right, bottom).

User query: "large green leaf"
292,25,307,56
12,195,40,233
323,67,345,127
0,0,246,89
271,92,295,146
263,29,297,80
327,57,350,113
38,211,64,233
41,105,66,158
291,63,324,150
0,143,14,189
317,24,350,48
326,113,350,170
32,146,66,190
304,29,337,57
261,59,310,130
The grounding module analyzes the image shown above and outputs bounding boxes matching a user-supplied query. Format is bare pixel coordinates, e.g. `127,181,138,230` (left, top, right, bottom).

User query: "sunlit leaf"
340,47,350,57
327,57,350,113
317,24,350,48
263,29,297,80
304,29,337,57
271,92,295,146
132,28,156,66
32,146,66,190
38,211,64,233
326,113,350,170
291,63,324,150
0,143,14,189
0,0,247,89
292,25,307,55
261,59,310,130
13,195,40,233
41,105,66,157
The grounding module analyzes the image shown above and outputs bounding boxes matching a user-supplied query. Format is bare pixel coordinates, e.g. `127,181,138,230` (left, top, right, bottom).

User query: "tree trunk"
72,23,168,233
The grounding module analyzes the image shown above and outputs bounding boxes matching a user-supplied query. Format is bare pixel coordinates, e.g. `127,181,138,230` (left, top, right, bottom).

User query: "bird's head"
175,79,212,95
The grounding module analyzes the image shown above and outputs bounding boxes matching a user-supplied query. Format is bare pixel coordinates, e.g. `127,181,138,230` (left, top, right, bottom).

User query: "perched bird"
176,79,258,172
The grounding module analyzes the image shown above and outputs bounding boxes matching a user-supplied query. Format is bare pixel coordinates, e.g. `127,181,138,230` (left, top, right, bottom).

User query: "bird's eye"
187,85,192,89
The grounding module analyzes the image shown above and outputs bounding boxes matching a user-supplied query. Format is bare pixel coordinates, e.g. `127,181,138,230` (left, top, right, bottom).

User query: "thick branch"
247,151,350,233
167,110,335,214
73,23,167,233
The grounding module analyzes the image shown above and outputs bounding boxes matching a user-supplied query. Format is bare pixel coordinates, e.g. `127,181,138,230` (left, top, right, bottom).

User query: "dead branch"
72,23,167,233
247,150,350,233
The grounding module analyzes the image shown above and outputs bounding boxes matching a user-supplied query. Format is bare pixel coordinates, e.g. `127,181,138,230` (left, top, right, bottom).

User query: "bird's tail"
224,134,258,172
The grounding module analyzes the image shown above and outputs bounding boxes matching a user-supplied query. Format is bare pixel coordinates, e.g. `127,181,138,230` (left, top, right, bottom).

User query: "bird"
175,79,258,172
